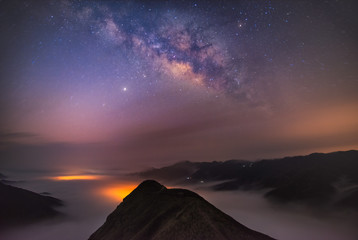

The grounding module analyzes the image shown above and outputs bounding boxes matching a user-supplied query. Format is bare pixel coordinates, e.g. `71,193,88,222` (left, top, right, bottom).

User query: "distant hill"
138,159,251,183
0,182,63,229
89,180,274,240
0,172,7,180
137,150,358,210
138,161,201,182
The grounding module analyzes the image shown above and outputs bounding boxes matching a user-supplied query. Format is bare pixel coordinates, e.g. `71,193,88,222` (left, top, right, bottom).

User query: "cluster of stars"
0,0,356,147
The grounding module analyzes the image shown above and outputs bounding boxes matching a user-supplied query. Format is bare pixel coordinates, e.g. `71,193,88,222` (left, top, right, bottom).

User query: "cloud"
0,132,44,150
0,131,39,140
119,116,230,147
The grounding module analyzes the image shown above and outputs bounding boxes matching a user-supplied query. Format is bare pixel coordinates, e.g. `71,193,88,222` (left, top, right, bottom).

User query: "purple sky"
0,0,357,170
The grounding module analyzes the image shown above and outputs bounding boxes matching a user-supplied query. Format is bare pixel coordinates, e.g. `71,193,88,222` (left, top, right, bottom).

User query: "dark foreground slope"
0,182,63,229
89,180,274,240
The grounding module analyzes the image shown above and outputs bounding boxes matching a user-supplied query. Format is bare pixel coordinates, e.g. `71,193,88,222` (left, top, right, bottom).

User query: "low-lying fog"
1,171,357,240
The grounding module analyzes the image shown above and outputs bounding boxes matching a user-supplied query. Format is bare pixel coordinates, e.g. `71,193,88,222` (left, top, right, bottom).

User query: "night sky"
1,0,357,170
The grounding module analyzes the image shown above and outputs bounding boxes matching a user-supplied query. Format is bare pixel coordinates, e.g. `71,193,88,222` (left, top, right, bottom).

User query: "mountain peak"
89,180,273,240
123,180,165,203
134,180,165,192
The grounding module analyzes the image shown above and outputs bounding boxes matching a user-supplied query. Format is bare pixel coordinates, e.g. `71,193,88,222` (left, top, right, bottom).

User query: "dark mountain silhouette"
334,186,358,210
0,182,63,229
138,150,358,209
138,161,201,182
0,172,6,179
89,180,274,240
138,160,250,183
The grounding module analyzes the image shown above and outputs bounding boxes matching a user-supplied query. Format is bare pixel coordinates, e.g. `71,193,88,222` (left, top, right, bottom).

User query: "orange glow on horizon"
99,184,138,202
51,175,101,181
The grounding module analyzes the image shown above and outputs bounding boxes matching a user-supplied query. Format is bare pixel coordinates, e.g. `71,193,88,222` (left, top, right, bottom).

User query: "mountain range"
138,150,358,210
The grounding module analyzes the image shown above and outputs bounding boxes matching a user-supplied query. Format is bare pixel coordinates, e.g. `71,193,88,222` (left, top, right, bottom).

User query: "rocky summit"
89,180,274,240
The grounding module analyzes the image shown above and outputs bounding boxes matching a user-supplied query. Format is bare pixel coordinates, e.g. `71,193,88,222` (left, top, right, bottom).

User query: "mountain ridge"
0,181,63,229
89,180,274,240
137,150,358,210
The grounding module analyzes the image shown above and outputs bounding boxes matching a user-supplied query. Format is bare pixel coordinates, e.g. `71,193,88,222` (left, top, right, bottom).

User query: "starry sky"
0,0,357,170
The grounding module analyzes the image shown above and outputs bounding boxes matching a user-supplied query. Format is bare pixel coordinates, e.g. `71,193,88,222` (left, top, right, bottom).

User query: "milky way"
0,0,357,169
56,0,266,97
